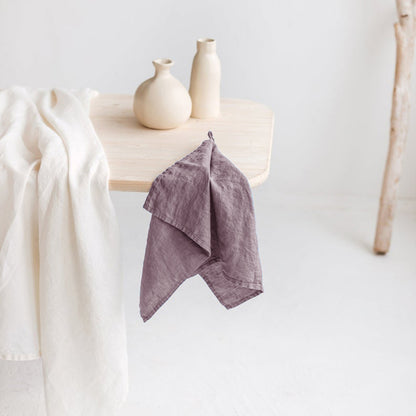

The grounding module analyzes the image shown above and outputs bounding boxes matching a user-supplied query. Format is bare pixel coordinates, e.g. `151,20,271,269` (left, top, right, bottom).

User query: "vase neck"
153,58,173,76
197,38,216,53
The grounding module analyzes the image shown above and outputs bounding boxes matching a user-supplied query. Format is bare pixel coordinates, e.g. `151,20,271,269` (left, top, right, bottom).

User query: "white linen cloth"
0,87,128,415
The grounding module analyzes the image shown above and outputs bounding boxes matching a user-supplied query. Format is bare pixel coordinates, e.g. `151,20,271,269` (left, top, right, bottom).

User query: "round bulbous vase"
133,58,192,130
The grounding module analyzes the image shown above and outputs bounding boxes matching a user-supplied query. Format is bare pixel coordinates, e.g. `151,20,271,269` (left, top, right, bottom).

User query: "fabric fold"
0,87,128,415
140,135,263,322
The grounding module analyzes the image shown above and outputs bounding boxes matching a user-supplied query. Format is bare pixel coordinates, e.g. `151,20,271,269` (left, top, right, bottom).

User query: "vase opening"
197,38,216,52
197,38,215,43
152,58,174,74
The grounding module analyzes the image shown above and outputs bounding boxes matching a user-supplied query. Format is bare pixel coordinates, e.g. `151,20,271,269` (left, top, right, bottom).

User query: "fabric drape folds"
0,87,128,415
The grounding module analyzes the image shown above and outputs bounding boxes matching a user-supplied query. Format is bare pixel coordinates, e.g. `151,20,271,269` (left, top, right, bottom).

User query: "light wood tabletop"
90,94,274,192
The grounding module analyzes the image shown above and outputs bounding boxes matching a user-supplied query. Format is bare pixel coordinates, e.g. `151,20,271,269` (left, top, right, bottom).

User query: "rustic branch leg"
374,0,416,254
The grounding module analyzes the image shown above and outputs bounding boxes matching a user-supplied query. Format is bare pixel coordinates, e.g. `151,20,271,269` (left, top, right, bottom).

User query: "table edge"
99,96,275,192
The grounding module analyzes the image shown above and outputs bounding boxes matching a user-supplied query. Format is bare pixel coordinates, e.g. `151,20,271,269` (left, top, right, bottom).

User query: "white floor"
1,189,416,416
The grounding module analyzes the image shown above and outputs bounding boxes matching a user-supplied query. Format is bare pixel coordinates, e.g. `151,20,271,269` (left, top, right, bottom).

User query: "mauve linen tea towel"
0,87,128,416
140,133,263,321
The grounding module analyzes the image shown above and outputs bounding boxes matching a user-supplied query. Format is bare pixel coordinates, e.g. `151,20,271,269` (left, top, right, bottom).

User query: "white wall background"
1,0,416,199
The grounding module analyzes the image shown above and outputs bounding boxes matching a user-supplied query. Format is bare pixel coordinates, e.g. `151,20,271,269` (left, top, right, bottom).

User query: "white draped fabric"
0,87,128,415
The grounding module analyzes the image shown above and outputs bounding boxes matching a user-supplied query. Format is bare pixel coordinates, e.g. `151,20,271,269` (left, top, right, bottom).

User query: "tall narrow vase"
133,58,192,130
189,38,221,119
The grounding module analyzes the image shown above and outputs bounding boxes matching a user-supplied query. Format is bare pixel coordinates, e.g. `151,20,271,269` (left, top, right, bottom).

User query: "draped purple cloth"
140,134,263,321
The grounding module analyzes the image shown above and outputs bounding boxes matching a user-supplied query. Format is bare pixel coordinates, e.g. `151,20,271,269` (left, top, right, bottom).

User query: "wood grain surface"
90,95,274,192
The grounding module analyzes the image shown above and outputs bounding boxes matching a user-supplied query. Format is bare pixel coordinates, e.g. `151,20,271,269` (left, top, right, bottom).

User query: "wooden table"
90,95,274,192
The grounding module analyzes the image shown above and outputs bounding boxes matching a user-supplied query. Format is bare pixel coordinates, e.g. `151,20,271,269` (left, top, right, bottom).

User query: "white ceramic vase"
189,38,221,119
133,58,192,130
